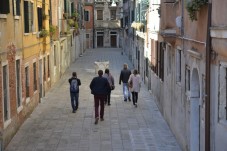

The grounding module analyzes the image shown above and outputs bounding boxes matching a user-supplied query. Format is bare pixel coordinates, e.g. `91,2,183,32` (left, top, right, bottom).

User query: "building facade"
94,0,122,48
84,0,94,49
125,0,227,150
0,0,84,149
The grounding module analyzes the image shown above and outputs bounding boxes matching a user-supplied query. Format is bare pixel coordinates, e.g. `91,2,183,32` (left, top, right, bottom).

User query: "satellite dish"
176,16,181,28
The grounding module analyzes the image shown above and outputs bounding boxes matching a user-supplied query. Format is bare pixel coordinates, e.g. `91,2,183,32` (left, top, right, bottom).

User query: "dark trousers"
131,92,138,105
94,95,106,119
105,92,111,104
70,92,79,111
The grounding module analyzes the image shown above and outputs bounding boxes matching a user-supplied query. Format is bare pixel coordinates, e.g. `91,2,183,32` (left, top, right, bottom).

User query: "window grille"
33,62,37,91
3,65,9,121
16,60,21,107
25,66,29,98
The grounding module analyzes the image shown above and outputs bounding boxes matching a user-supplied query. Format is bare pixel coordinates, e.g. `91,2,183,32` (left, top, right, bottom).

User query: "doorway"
97,31,104,47
190,68,200,151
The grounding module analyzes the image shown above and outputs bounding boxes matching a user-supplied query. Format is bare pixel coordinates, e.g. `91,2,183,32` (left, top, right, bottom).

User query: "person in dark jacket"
68,72,81,113
119,63,131,102
103,68,115,106
90,70,110,124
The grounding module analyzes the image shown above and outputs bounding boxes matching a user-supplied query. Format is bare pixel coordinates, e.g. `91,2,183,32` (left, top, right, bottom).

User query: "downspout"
205,2,212,151
93,2,95,48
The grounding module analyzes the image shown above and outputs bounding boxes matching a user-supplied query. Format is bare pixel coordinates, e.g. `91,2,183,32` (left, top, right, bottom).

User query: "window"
145,57,148,77
44,57,46,81
86,34,89,38
25,66,29,98
176,49,181,82
16,60,22,107
13,0,20,16
54,46,57,66
110,10,116,20
47,55,50,78
0,0,10,14
24,1,34,33
37,7,43,31
33,62,37,91
3,65,9,121
159,42,164,81
97,10,103,20
185,66,190,92
84,10,89,21
219,63,227,121
167,45,172,75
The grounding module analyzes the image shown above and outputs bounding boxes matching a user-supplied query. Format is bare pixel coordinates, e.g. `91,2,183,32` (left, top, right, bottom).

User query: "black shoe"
94,118,99,124
128,97,131,102
124,99,127,102
72,110,76,113
100,118,104,121
108,103,111,106
135,103,137,108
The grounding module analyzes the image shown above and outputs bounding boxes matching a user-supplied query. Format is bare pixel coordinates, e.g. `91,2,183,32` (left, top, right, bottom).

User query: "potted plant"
186,0,207,21
39,29,49,37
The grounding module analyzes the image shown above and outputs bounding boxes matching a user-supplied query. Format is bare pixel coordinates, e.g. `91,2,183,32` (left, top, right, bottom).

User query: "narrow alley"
5,48,181,151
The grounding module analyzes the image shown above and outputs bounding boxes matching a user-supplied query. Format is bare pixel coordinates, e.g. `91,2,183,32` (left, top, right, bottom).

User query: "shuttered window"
176,49,181,82
37,7,43,31
25,66,30,98
110,10,116,20
33,62,37,91
84,10,89,21
13,0,21,16
97,10,103,20
24,1,34,33
0,0,10,14
3,65,9,121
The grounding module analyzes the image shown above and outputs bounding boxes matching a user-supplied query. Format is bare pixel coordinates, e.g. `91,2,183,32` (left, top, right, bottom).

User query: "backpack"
70,79,79,93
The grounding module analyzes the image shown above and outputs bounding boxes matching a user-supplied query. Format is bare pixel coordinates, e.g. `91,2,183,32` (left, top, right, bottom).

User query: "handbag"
128,80,133,88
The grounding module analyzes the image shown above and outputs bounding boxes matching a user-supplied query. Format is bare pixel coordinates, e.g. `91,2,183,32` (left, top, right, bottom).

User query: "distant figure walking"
68,72,81,113
103,68,115,106
128,69,141,107
119,63,131,102
90,70,110,124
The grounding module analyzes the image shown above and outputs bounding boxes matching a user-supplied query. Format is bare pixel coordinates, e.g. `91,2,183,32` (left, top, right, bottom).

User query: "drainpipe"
205,2,212,151
93,2,95,48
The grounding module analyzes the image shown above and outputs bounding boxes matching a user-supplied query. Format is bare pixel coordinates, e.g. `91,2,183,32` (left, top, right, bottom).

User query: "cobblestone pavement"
5,48,182,151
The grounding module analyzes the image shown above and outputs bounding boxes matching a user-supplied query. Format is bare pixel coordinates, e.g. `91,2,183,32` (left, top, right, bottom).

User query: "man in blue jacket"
90,70,110,124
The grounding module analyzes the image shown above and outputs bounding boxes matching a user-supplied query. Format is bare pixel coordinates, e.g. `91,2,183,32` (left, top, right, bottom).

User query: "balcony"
95,20,121,28
160,1,179,44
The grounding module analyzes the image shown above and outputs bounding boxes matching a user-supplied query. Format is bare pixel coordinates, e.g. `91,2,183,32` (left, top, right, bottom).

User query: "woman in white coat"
128,69,141,107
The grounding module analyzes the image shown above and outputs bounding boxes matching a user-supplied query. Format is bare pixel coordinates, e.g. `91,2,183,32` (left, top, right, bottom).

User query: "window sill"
0,14,7,19
24,33,30,36
4,119,12,129
17,105,23,113
14,16,20,20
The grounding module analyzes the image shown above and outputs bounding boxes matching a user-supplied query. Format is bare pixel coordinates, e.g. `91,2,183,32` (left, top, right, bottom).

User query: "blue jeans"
70,92,79,111
123,83,130,100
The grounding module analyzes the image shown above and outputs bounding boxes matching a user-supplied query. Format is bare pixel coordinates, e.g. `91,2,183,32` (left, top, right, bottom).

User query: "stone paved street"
5,48,182,151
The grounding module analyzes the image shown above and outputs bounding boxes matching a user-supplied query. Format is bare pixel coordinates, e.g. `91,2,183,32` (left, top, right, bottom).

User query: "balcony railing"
95,20,121,28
